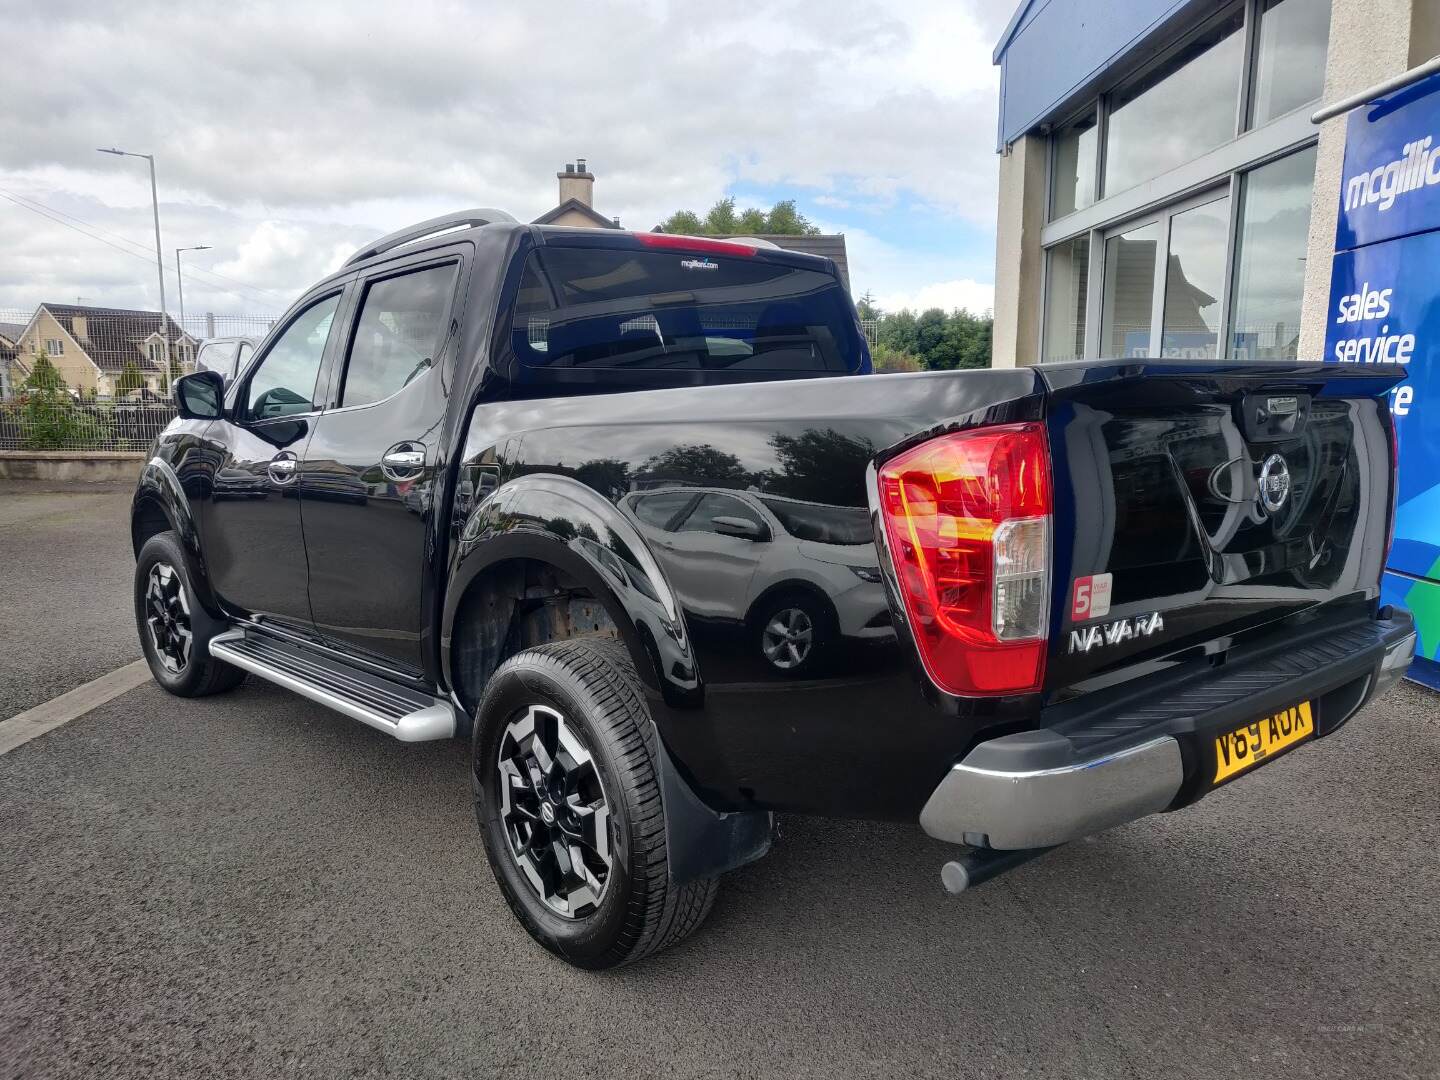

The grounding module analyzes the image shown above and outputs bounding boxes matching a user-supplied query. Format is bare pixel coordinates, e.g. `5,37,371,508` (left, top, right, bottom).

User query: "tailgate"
1040,361,1404,693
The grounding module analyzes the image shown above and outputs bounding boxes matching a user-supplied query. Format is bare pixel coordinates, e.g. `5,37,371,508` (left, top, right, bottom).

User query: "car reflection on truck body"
620,487,890,675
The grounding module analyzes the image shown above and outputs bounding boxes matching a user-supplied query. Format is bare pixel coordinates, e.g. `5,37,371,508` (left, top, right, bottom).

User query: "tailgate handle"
1238,392,1310,443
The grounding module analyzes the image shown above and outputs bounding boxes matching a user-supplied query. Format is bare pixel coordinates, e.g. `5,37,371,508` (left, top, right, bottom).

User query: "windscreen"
509,246,861,373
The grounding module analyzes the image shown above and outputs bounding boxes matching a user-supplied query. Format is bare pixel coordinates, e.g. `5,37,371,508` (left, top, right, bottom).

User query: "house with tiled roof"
9,304,198,396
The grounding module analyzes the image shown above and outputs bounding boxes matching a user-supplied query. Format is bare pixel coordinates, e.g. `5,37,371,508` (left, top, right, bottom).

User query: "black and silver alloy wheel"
496,703,614,919
134,530,246,697
473,638,719,969
762,606,813,670
144,562,193,674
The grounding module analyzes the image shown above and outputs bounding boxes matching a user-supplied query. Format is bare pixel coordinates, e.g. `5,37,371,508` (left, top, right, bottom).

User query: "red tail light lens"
637,232,757,256
877,422,1052,696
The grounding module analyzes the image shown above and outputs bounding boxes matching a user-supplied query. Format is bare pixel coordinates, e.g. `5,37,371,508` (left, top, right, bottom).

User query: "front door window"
246,295,340,419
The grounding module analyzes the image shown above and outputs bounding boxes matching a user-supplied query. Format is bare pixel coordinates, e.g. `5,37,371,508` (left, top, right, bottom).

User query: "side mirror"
713,515,769,541
174,370,226,420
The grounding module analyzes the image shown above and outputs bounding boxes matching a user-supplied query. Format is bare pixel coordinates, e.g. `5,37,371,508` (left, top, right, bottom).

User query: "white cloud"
873,279,995,316
0,0,1008,316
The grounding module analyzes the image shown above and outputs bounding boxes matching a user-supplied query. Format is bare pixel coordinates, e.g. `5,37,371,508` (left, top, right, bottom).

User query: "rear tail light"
876,422,1051,696
637,232,756,257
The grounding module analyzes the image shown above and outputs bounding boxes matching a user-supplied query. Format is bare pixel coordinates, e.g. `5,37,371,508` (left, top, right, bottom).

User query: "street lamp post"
175,245,211,370
96,147,169,380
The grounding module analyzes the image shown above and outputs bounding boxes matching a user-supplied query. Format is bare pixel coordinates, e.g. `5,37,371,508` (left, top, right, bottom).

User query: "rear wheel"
473,637,717,969
134,531,245,697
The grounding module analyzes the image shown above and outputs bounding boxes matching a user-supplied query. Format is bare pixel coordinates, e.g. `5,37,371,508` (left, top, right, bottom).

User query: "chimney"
72,314,88,341
557,157,595,208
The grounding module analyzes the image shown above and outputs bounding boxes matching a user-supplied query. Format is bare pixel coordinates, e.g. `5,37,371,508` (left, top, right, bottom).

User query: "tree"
574,458,632,501
763,428,875,505
657,197,820,236
639,443,750,486
871,307,993,371
659,209,703,234
23,352,66,394
19,351,99,449
870,344,922,373
116,360,146,393
855,291,880,322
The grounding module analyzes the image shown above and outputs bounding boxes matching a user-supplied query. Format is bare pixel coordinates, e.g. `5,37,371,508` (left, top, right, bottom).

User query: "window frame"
1037,0,1324,362
330,255,464,413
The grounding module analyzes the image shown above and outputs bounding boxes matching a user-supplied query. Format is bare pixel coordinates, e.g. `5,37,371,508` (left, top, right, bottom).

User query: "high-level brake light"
637,233,757,257
877,422,1052,696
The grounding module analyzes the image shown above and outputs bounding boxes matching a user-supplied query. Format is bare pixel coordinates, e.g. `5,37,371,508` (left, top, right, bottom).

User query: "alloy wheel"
496,704,613,919
144,562,193,674
762,606,813,669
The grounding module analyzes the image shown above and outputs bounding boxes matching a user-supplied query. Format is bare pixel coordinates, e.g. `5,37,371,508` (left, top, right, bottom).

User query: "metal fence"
1,304,278,450
0,399,177,451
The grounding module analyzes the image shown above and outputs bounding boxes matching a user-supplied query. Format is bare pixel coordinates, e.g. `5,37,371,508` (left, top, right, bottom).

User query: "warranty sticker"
1071,573,1112,621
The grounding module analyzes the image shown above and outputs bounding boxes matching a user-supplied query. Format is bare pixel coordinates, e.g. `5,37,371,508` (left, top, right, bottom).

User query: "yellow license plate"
1213,701,1314,785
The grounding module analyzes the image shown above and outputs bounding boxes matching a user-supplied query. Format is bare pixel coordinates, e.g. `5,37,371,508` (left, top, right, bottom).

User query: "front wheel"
134,531,245,697
473,637,717,969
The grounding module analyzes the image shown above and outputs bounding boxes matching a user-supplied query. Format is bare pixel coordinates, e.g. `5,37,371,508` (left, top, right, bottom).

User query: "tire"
134,531,246,698
473,637,717,969
753,590,832,677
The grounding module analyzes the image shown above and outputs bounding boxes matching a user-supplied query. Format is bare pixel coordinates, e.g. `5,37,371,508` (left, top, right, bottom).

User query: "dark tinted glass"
759,498,871,545
342,263,456,406
510,247,859,373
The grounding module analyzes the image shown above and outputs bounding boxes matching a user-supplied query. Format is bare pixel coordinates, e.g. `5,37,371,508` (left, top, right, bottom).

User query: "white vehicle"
621,487,891,674
193,336,259,383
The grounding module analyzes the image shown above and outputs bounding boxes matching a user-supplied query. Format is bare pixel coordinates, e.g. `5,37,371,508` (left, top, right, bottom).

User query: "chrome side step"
209,629,455,742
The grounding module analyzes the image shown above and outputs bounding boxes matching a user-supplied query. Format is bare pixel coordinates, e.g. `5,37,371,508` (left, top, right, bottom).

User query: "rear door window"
510,246,860,373
340,263,458,407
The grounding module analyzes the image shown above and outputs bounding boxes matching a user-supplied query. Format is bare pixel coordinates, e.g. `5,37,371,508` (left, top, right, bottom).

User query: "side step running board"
209,629,456,742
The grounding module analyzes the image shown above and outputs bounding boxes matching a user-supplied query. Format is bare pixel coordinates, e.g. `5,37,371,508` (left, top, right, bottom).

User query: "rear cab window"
508,238,864,375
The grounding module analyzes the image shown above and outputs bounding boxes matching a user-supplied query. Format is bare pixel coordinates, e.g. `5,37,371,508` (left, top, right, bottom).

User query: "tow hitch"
940,845,1058,894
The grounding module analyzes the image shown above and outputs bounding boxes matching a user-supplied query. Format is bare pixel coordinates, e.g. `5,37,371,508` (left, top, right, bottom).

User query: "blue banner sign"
1335,70,1440,249
1328,69,1440,682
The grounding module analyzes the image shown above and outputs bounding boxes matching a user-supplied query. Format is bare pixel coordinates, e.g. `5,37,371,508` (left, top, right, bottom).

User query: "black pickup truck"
134,209,1416,969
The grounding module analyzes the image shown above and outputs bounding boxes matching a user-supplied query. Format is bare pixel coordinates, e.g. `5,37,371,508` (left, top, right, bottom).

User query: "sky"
0,0,1011,324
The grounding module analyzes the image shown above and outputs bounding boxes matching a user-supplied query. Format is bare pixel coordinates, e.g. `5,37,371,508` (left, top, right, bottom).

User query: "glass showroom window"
1051,110,1098,219
1249,0,1332,128
1160,196,1230,359
1229,146,1318,360
1043,236,1089,361
1103,10,1244,198
1101,221,1162,357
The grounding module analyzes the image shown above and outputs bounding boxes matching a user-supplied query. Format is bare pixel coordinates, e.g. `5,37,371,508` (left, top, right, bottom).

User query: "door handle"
267,455,298,483
382,449,426,470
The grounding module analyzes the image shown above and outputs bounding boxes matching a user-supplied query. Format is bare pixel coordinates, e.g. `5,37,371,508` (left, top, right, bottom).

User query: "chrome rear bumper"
921,626,1417,852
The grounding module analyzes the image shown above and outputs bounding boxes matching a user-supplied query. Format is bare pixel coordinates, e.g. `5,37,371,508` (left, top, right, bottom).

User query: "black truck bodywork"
133,214,1415,963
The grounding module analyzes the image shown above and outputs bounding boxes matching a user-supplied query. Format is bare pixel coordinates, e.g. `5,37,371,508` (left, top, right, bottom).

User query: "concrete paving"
2,483,1438,1078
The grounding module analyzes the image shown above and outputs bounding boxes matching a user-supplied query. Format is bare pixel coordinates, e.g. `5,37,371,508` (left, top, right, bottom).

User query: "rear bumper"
920,611,1416,850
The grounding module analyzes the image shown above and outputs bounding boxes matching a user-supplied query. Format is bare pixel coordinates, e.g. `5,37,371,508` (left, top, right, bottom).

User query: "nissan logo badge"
1258,453,1291,512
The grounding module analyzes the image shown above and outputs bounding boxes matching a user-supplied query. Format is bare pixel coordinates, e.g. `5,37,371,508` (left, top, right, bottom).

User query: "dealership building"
990,0,1440,369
